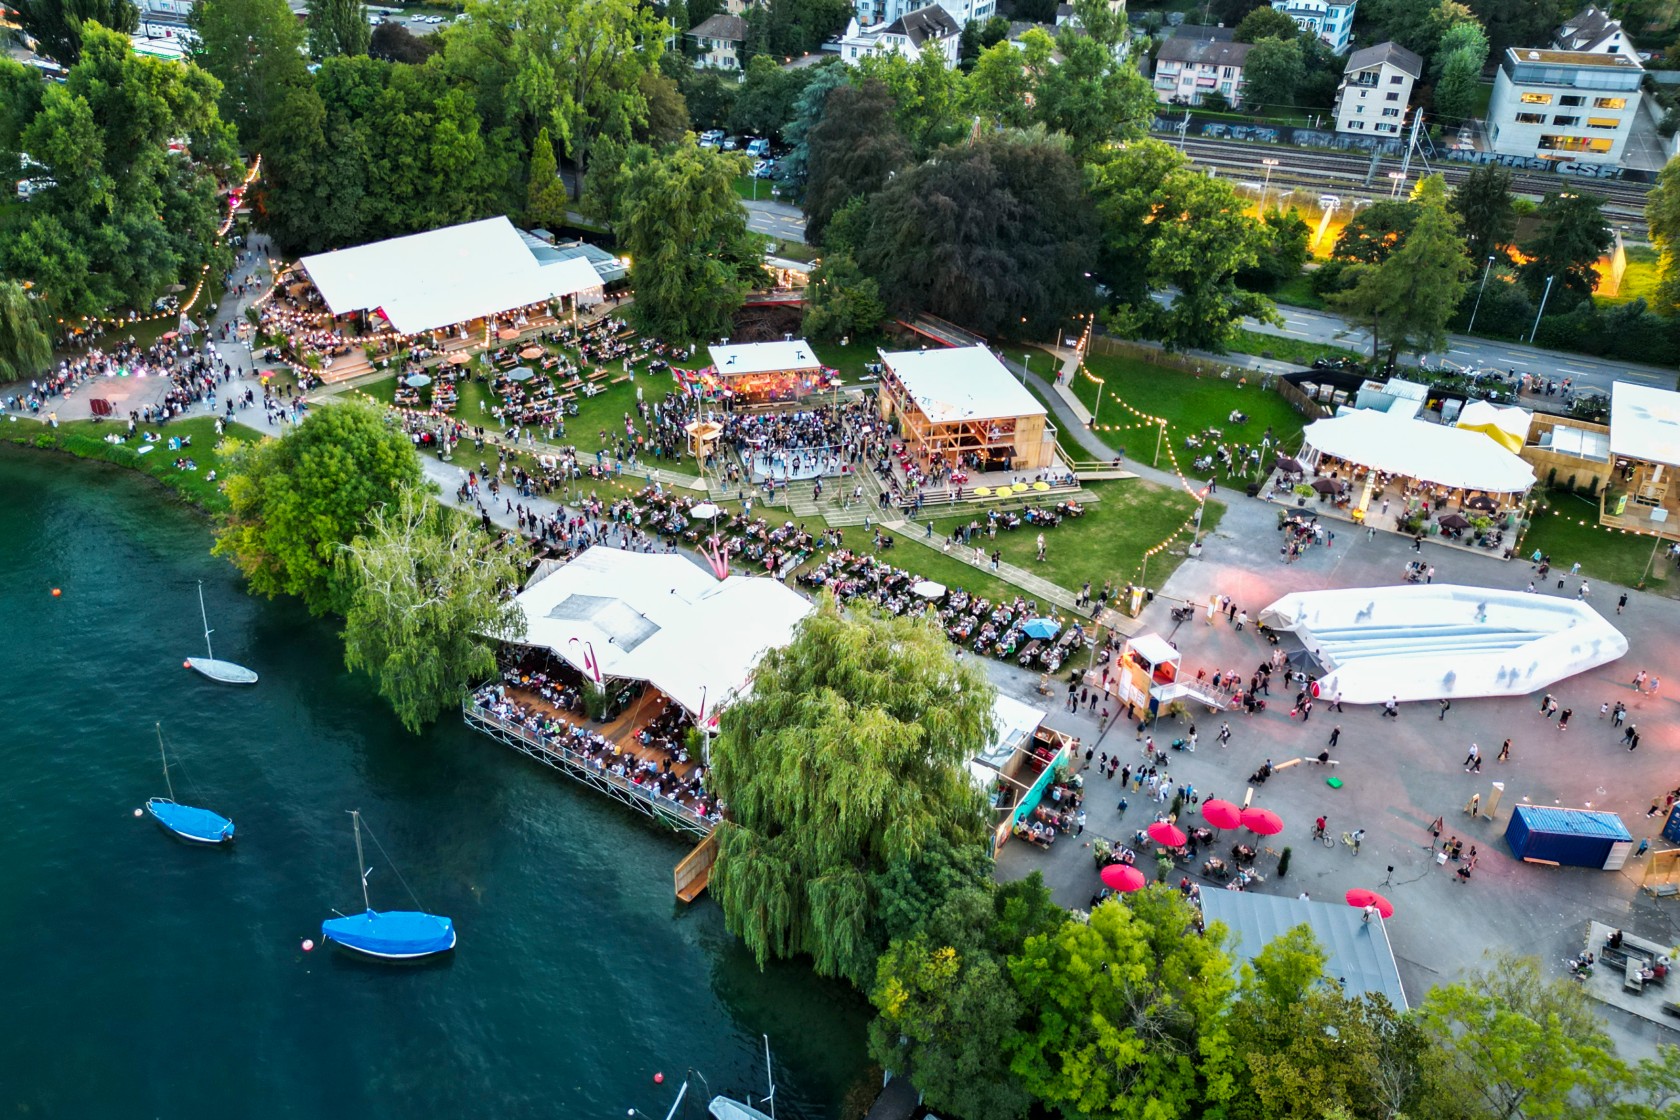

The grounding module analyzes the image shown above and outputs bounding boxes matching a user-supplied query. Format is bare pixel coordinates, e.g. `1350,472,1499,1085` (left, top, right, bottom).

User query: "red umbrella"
1147,821,1188,847
1241,807,1284,835
1100,863,1147,893
1201,799,1242,830
1345,888,1394,918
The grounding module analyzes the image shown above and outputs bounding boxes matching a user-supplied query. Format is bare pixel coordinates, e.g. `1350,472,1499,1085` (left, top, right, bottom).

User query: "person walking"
1328,725,1341,748
1614,702,1627,727
1035,533,1046,562
1557,707,1572,731
1617,592,1628,615
1629,729,1642,752
1463,743,1480,770
1439,698,1451,721
1634,670,1649,693
1217,722,1232,747
1497,738,1511,762
1539,693,1554,715
1383,696,1399,718
1623,722,1638,746
1544,697,1559,719
1600,701,1610,719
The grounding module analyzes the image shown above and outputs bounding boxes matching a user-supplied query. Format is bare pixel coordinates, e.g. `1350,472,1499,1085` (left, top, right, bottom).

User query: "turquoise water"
0,446,868,1117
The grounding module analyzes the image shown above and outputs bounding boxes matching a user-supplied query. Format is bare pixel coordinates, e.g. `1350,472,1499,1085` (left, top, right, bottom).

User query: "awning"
1303,410,1535,493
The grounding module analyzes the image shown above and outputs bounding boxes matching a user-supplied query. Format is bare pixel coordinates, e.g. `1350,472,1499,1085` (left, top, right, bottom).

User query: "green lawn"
922,479,1222,593
1270,273,1327,311
1225,327,1363,368
1521,489,1674,594
1599,244,1662,307
0,415,262,511
1067,350,1310,457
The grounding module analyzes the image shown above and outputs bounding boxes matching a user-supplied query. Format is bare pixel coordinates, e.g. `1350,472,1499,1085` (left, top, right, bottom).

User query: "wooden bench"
1522,857,1561,867
611,374,631,384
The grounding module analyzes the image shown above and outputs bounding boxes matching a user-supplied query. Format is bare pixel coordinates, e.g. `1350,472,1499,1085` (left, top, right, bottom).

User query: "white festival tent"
1301,410,1536,494
1259,583,1628,704
299,217,605,336
507,547,814,719
707,340,824,376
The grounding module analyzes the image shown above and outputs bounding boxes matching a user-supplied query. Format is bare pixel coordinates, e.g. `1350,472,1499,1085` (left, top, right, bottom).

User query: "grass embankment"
1225,327,1363,367
1521,488,1675,595
1065,349,1310,453
0,415,262,511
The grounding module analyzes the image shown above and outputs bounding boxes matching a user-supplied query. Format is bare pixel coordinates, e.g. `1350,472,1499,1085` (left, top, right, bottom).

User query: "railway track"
1160,133,1654,236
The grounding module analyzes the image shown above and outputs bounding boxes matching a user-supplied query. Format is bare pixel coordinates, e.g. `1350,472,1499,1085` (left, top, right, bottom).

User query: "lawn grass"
1225,327,1363,367
1599,244,1661,307
1521,488,1674,594
0,414,262,511
1067,349,1310,452
922,478,1221,593
1270,273,1326,311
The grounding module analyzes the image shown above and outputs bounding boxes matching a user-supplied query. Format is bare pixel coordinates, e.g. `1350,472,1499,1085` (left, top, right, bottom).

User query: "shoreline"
0,414,259,514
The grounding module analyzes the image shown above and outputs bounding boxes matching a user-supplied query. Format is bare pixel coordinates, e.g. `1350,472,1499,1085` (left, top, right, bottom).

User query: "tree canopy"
709,593,994,987
13,0,137,65
1451,164,1515,267
213,398,423,616
191,0,311,145
1520,190,1613,301
308,0,371,60
0,280,53,381
343,486,528,733
803,78,909,246
1647,157,1680,314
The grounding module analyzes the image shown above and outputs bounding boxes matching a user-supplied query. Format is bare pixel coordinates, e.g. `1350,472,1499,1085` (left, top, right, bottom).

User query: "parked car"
750,159,777,179
698,130,725,148
721,136,739,150
745,138,771,157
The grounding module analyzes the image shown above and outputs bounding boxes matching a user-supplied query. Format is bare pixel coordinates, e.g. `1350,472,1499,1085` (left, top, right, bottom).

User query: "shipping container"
1505,805,1633,870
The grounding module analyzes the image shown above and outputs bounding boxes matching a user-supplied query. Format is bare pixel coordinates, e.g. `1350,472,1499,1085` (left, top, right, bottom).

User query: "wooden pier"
674,833,718,903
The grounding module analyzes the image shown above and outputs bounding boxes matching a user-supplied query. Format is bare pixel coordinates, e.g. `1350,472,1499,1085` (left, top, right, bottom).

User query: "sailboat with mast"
708,1037,779,1120
184,580,257,685
145,723,236,845
320,810,457,961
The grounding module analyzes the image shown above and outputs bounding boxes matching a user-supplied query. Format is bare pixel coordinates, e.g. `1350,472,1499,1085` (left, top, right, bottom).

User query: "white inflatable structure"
1259,584,1628,704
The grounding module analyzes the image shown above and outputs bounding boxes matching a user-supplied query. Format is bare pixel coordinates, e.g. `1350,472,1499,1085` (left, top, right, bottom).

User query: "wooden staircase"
674,831,719,903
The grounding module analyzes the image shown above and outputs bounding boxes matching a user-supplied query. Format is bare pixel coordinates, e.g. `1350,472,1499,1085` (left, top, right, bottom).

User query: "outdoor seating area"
1575,921,1678,1023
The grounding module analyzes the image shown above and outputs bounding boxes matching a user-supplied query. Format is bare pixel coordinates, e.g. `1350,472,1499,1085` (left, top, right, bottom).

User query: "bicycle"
1312,826,1334,848
1342,831,1363,855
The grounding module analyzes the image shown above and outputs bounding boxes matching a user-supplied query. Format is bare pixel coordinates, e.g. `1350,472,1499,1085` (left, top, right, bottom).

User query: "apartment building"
1333,41,1421,135
1270,0,1357,54
1154,32,1251,107
1485,47,1643,164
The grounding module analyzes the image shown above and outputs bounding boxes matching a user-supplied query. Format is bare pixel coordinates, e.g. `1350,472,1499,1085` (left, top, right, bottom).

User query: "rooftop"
1505,46,1642,68
882,4,961,42
1157,36,1253,67
1610,381,1680,467
1343,40,1423,78
1200,891,1409,1010
707,340,823,377
880,346,1048,424
689,13,747,41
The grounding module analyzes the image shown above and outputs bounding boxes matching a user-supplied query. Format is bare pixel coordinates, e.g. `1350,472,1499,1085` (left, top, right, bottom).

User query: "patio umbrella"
404,373,432,388
1100,863,1147,893
497,327,520,340
165,283,187,293
1147,821,1188,847
1021,617,1061,640
1033,481,1050,491
1275,455,1303,473
520,345,545,360
1240,806,1284,835
507,367,534,382
911,579,947,599
1345,888,1395,919
1438,512,1471,530
160,330,179,341
1466,495,1497,512
690,502,720,520
1310,477,1342,494
447,351,473,365
1012,482,1028,493
1201,799,1242,830
973,486,992,497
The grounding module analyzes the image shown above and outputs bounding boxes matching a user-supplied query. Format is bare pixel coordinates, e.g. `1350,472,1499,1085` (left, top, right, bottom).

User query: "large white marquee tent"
507,547,813,718
1259,583,1627,704
1301,410,1536,494
299,216,605,336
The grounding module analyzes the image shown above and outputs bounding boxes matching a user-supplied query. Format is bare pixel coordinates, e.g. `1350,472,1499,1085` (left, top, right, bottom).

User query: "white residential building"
1486,47,1643,165
839,6,962,67
687,13,748,69
1554,6,1641,63
1153,34,1251,107
1270,0,1357,54
1332,41,1421,135
852,0,995,30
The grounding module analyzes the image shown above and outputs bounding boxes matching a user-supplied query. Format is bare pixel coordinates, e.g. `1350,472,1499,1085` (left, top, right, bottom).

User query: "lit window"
1520,92,1553,105
1538,134,1614,153
1587,117,1621,129
1595,97,1627,109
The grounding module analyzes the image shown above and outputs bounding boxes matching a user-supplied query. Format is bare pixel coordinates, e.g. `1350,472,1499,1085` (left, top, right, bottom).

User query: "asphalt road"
742,199,807,244
1249,303,1677,394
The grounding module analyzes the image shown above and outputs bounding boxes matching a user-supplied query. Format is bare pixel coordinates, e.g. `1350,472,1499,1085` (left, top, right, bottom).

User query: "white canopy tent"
508,547,813,719
1302,410,1536,494
1259,583,1627,704
707,340,823,377
299,217,605,336
1611,382,1680,467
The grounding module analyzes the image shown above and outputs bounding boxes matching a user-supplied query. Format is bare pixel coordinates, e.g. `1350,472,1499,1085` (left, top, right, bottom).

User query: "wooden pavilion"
878,345,1055,472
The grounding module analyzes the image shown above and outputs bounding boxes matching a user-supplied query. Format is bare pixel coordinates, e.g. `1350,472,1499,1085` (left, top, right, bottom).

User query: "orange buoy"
51,588,61,597
654,1073,664,1084
183,661,193,669
301,939,315,951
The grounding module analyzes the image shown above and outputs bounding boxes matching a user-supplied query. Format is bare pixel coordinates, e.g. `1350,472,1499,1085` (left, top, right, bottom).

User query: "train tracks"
1160,133,1654,236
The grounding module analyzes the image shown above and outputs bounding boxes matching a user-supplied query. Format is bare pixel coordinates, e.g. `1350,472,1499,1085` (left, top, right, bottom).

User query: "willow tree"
342,486,528,733
709,593,994,987
0,280,51,381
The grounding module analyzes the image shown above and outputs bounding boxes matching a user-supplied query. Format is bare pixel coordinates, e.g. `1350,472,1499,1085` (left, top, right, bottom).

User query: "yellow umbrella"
1032,481,1050,491
973,486,992,497
1012,482,1028,493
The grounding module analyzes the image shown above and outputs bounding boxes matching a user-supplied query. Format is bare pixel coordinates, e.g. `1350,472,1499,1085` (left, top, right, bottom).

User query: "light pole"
1260,158,1279,211
1528,274,1555,344
1020,352,1030,385
1154,417,1166,467
1387,171,1406,199
1467,255,1496,333
1088,371,1105,431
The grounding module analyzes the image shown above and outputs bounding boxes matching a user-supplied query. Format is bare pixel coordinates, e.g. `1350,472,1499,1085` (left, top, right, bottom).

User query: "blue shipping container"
1505,805,1633,870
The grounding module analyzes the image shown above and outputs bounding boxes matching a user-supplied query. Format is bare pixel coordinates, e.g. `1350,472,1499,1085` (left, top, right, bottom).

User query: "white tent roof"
1259,583,1627,704
1127,632,1180,668
510,547,813,718
1456,399,1532,442
707,340,822,376
1611,382,1680,467
1303,410,1535,492
299,217,604,336
881,346,1046,424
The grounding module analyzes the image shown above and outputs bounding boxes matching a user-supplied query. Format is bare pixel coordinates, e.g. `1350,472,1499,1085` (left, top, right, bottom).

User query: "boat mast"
197,580,214,660
762,1036,776,1120
350,810,372,912
156,723,175,800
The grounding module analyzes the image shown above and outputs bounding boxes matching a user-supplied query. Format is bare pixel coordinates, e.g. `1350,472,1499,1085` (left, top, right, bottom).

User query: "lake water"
0,446,868,1117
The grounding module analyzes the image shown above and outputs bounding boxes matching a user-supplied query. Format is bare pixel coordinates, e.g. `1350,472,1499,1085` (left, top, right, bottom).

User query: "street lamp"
1528,274,1556,344
1260,158,1279,211
1387,171,1406,199
1467,255,1496,333
1087,371,1105,431
1020,352,1030,385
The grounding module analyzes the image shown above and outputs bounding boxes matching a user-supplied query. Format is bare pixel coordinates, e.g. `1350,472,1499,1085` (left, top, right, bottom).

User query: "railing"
462,702,715,840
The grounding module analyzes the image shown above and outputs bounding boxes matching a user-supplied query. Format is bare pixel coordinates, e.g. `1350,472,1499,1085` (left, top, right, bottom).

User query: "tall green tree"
1008,890,1238,1120
775,61,850,200
1646,157,1680,315
307,0,370,59
709,594,994,987
804,78,909,246
1332,199,1421,264
0,280,53,381
1451,163,1515,266
1520,190,1613,300
1332,175,1472,367
617,140,764,341
526,126,571,231
343,486,528,733
801,251,885,341
213,399,423,617
855,131,1097,338
191,0,312,146
13,0,137,64
1034,31,1156,158
1234,5,1300,41
855,42,967,155
1241,36,1305,110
